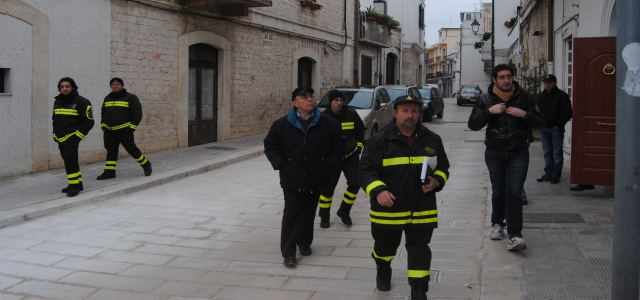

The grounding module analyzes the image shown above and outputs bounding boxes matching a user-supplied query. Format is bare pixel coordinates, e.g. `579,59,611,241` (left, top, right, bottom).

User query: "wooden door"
361,56,373,87
188,44,218,146
570,37,616,186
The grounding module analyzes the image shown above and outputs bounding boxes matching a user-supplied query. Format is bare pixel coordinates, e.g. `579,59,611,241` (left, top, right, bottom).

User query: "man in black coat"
264,87,342,268
536,75,573,184
468,64,543,252
97,78,151,180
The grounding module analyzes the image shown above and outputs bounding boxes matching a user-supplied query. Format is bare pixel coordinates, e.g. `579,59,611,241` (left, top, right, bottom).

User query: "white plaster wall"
0,15,33,177
460,11,491,91
494,0,519,51
20,0,112,162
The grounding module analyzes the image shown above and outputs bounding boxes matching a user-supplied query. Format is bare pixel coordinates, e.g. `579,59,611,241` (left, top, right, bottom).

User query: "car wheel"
457,98,463,106
437,113,443,119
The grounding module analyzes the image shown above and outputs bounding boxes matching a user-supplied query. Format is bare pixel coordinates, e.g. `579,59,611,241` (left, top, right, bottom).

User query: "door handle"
596,122,616,127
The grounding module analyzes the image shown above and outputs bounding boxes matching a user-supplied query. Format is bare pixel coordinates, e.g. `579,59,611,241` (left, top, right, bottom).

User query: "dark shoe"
96,171,116,180
61,182,84,193
65,186,81,198
143,162,152,176
376,265,392,291
410,284,428,300
320,218,330,229
283,257,297,269
299,246,312,256
570,184,595,191
336,209,353,226
536,174,551,182
550,177,560,184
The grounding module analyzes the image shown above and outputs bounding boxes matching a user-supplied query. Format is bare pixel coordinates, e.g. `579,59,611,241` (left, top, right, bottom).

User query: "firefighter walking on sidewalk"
318,90,366,228
97,78,151,180
52,77,95,197
360,95,450,300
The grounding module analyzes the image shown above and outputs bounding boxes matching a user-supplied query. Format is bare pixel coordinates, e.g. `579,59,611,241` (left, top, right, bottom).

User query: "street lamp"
471,19,480,35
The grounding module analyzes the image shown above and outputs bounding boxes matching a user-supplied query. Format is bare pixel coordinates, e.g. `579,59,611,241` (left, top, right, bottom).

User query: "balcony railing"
185,0,272,16
359,14,393,47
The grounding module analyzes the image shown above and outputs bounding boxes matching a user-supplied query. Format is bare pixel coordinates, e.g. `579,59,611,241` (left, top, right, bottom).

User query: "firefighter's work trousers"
318,154,360,217
103,130,148,171
281,188,319,258
371,223,434,290
58,139,82,187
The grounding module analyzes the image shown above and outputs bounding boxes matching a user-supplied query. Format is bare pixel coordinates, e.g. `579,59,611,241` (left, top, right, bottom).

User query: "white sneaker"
489,225,506,240
506,237,527,251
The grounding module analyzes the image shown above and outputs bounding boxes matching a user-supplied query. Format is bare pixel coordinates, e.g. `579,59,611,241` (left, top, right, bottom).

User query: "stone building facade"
0,0,357,176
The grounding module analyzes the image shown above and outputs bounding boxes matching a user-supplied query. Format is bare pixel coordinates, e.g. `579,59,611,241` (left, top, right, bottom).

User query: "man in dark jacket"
264,87,342,269
52,77,94,197
318,89,366,228
360,96,450,300
97,78,151,180
536,74,573,184
468,64,543,251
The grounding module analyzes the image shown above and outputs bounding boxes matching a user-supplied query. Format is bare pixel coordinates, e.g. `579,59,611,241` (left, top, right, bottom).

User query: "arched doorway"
188,43,219,146
297,57,315,90
386,53,398,84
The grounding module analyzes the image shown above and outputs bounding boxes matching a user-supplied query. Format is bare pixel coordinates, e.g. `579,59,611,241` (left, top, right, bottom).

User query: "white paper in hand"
420,156,439,184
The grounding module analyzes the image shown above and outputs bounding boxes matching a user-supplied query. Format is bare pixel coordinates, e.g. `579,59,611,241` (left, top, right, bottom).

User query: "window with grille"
566,37,573,99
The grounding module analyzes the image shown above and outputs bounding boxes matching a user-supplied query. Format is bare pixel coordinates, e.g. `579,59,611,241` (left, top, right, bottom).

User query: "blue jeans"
540,127,564,179
485,147,530,238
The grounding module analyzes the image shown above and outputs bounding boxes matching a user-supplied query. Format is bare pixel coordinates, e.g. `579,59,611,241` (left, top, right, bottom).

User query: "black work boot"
319,209,331,228
96,170,116,180
336,203,353,226
61,182,84,193
410,282,428,300
65,185,82,198
376,263,392,291
142,162,152,176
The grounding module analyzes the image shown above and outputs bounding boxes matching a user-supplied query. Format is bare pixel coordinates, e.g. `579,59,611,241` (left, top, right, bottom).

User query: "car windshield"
419,89,432,99
344,91,373,109
387,88,408,103
462,88,479,94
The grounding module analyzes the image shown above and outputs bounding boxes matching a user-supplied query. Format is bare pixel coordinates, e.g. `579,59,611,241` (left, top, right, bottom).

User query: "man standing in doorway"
468,64,543,251
360,95,450,300
52,77,94,197
264,87,342,269
318,90,366,228
536,74,573,184
97,78,151,180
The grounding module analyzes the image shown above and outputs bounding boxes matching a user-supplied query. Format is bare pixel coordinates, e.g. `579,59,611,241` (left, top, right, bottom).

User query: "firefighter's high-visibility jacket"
100,89,142,131
52,92,94,143
323,107,365,158
359,123,450,228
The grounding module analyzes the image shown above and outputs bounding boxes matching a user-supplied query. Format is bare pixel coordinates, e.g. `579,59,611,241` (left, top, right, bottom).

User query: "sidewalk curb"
0,145,264,229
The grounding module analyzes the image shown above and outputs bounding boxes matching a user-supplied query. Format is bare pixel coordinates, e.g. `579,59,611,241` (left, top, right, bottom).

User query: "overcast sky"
425,0,490,46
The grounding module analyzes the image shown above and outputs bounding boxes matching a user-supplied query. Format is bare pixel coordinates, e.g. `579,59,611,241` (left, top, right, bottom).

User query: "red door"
570,37,616,186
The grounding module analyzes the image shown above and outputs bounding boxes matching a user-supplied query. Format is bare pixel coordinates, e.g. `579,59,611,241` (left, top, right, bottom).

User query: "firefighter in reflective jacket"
52,77,95,197
96,78,151,180
318,90,365,228
360,95,450,300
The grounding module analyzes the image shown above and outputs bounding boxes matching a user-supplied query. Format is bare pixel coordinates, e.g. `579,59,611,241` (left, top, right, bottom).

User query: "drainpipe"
612,0,640,299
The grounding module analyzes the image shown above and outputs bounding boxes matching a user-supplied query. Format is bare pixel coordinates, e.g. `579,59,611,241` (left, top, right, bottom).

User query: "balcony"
185,0,272,16
360,18,393,48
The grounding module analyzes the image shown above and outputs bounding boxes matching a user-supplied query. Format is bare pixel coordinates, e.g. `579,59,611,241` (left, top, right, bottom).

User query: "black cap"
110,77,125,86
393,95,422,109
291,87,314,101
543,74,557,82
326,89,344,102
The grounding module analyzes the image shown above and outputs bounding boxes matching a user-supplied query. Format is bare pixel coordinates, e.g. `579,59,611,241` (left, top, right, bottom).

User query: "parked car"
418,85,444,121
365,85,421,138
457,85,482,106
